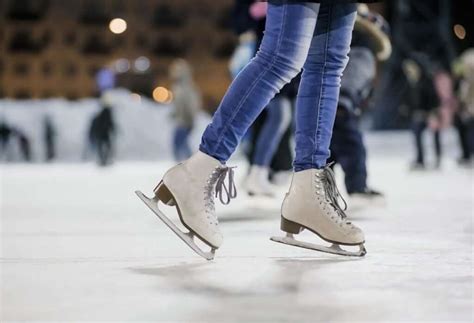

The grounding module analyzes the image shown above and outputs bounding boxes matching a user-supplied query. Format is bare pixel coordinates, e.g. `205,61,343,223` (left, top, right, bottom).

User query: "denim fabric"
253,96,292,166
173,126,192,161
200,1,356,170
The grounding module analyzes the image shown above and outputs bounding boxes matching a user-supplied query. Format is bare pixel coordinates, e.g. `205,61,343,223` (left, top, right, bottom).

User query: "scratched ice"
1,132,472,322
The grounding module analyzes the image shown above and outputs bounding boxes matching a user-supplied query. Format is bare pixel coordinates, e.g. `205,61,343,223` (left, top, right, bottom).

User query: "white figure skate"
348,188,386,211
136,151,236,260
271,167,366,257
245,165,276,197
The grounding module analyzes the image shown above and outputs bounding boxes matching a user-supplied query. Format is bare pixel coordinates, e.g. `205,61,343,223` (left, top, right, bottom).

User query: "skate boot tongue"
321,166,349,221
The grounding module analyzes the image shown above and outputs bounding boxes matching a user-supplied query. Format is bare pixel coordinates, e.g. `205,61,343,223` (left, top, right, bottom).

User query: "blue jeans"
253,95,292,167
200,1,356,170
173,126,192,161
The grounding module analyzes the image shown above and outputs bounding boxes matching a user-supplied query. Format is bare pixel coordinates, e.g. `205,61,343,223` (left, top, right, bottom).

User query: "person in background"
453,48,474,165
329,5,390,207
0,123,32,162
13,128,32,162
89,98,116,166
403,54,444,170
169,59,202,161
0,122,13,160
43,116,56,162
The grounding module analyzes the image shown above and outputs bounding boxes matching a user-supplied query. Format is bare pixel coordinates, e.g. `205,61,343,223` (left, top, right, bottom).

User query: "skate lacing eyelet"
315,166,349,221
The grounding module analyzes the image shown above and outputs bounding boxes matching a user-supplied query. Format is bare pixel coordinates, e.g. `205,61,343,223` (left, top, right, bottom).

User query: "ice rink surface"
1,132,473,322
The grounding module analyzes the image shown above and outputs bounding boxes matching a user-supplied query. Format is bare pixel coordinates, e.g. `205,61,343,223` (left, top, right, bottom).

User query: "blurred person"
84,64,118,165
245,95,293,197
12,128,32,162
169,59,202,162
329,5,391,208
403,55,446,170
137,0,380,259
43,116,56,162
0,122,13,160
84,117,97,161
89,98,116,167
454,49,474,165
371,0,457,130
0,123,32,162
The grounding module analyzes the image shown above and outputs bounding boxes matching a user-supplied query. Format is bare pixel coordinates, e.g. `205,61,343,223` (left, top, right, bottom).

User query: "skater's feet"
280,166,365,246
245,165,276,197
457,157,472,167
410,161,426,171
270,170,292,187
157,151,237,248
348,187,386,210
349,187,384,198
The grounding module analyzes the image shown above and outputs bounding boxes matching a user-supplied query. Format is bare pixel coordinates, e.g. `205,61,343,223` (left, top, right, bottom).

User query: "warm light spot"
153,86,171,103
109,18,127,34
454,24,466,40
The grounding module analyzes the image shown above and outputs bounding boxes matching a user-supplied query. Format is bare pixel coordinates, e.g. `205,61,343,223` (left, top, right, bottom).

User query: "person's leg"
454,113,470,160
278,3,366,256
413,120,426,165
469,118,474,156
330,110,367,194
200,1,320,163
433,129,442,167
246,95,292,196
104,139,112,165
97,140,106,166
173,126,189,161
150,2,321,255
172,127,182,161
271,120,294,172
182,127,192,160
253,96,291,167
293,2,357,171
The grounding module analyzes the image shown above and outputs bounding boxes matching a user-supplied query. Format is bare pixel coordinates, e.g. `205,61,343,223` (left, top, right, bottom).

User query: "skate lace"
321,165,348,220
204,166,237,213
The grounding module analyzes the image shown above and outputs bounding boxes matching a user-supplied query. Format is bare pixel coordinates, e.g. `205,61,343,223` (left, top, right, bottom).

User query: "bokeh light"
109,18,127,34
114,58,130,73
134,56,150,72
453,24,466,40
153,86,172,103
131,93,142,103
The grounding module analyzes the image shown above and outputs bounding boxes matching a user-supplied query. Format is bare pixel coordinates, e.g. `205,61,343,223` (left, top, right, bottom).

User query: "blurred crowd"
1,0,473,188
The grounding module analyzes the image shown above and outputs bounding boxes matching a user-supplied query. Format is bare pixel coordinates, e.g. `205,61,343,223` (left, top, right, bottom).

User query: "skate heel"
280,216,303,234
154,181,176,206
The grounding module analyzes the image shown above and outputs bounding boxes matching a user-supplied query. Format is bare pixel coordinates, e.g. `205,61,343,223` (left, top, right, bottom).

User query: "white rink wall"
0,89,211,162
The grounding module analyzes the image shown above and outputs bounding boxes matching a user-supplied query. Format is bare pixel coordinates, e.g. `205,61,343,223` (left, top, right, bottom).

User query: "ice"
1,131,473,322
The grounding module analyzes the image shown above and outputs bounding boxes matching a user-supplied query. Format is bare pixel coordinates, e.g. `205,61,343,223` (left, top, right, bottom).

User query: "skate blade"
135,190,216,261
270,233,366,257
